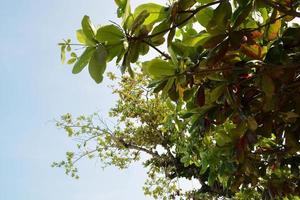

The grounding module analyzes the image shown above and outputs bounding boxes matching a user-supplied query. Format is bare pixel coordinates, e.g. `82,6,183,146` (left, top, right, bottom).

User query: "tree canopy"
55,0,300,199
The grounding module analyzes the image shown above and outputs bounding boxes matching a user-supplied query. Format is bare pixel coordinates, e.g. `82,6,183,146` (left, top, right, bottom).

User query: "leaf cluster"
56,0,300,199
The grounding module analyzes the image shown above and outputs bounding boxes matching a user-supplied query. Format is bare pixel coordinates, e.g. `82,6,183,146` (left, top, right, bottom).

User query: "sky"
0,0,164,199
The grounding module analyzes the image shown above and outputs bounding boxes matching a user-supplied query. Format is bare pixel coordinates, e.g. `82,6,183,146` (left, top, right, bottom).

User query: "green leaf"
72,47,96,74
96,25,124,45
60,45,66,64
142,58,176,79
130,10,150,33
208,171,217,186
88,45,108,83
182,104,215,118
133,3,166,26
200,158,209,174
106,43,124,62
208,84,226,103
196,7,213,28
207,1,232,34
114,0,126,7
162,78,175,98
216,131,232,146
67,58,77,64
150,20,171,45
168,46,178,67
183,33,211,47
76,29,96,46
81,15,96,41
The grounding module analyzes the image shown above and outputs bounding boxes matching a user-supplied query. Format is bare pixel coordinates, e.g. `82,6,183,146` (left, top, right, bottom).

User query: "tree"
54,0,300,199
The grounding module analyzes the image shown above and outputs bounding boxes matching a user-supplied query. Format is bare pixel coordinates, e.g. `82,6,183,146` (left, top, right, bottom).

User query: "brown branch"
73,149,98,164
142,39,171,59
143,0,223,39
118,138,159,157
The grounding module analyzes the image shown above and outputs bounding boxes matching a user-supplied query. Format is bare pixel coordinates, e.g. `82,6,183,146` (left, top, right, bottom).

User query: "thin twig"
142,39,171,59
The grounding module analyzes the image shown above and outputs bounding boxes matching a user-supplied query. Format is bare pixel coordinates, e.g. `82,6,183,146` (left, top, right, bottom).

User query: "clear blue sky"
0,0,163,199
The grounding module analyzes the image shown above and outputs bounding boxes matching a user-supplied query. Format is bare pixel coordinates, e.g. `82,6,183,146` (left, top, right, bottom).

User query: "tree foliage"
55,0,300,199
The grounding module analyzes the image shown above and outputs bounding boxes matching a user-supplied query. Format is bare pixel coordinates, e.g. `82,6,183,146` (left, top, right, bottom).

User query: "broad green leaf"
162,77,175,98
106,43,125,62
182,104,215,118
96,24,124,45
133,3,166,26
168,46,178,67
143,58,176,79
76,29,96,46
196,7,213,28
88,45,108,83
208,84,226,103
150,20,171,45
81,15,96,41
207,1,232,34
183,33,211,47
216,131,232,146
131,10,150,33
128,41,140,63
72,47,96,74
170,40,202,60
200,158,209,174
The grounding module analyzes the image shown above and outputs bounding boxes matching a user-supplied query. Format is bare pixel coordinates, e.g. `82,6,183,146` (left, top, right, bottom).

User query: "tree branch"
143,0,223,39
142,39,171,59
262,0,300,17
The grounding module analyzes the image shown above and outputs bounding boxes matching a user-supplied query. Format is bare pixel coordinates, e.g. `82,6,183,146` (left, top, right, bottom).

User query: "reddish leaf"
248,30,263,40
240,43,262,59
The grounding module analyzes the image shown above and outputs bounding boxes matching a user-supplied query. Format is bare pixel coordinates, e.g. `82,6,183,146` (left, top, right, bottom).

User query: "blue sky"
0,0,163,199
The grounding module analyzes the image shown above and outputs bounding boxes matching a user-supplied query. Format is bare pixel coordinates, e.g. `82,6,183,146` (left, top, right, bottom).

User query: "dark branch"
142,39,171,59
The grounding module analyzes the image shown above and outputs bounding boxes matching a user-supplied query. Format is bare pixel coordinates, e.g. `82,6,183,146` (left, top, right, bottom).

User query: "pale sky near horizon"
0,0,164,199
